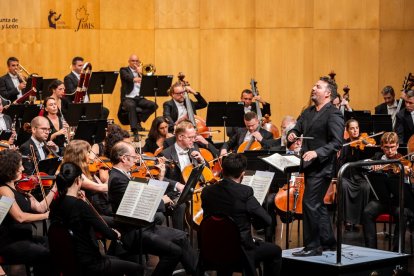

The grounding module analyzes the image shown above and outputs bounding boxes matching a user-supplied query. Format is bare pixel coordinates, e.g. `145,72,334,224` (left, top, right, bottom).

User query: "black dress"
49,195,142,276
45,116,66,153
0,185,53,276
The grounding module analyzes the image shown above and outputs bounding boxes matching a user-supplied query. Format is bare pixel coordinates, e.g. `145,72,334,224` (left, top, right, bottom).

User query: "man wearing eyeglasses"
162,120,207,230
119,54,158,133
19,116,59,175
163,81,207,133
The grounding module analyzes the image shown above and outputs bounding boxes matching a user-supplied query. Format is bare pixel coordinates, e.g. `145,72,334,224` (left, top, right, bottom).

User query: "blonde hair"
174,120,194,136
380,132,398,145
63,139,91,178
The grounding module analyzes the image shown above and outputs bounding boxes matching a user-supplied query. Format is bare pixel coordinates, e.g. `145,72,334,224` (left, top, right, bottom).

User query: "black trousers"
84,255,143,276
122,225,197,276
302,174,336,249
122,97,158,130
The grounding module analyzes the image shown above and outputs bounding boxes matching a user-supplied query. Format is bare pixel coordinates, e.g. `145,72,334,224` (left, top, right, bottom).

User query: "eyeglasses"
173,91,185,95
124,154,140,160
129,60,139,62
36,127,51,133
182,135,196,140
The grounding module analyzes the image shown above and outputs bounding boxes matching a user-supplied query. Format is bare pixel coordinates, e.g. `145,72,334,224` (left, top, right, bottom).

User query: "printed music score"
241,171,275,205
0,196,14,225
261,153,300,173
116,179,168,223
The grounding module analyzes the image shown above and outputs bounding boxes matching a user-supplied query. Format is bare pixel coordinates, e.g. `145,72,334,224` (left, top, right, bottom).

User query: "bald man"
119,54,158,133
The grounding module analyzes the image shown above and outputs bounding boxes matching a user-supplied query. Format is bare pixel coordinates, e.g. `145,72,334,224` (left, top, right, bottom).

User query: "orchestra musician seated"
374,85,399,116
201,153,282,276
49,162,143,276
0,98,16,145
395,90,414,144
337,119,371,231
0,149,57,276
0,57,26,103
47,79,70,117
362,132,414,251
119,54,158,133
108,141,198,276
163,81,207,133
19,116,59,175
271,115,296,152
43,97,69,154
220,111,275,156
142,116,174,154
161,120,208,230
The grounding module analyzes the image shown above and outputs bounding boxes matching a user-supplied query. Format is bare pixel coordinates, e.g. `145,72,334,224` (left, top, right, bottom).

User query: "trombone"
137,61,156,76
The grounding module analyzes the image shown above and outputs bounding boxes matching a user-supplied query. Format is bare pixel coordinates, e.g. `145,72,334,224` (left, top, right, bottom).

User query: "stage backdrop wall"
0,0,413,139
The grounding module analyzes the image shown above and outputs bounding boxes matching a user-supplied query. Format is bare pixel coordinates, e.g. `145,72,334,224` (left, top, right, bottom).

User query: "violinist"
120,54,158,133
220,111,275,156
162,120,207,230
163,81,207,133
201,153,282,276
49,162,143,276
337,119,371,231
395,90,414,144
0,149,57,276
142,116,174,154
108,141,198,275
19,116,59,175
0,57,25,102
43,97,69,153
362,132,414,251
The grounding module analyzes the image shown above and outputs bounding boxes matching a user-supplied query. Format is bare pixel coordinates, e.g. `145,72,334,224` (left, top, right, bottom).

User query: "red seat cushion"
376,214,394,223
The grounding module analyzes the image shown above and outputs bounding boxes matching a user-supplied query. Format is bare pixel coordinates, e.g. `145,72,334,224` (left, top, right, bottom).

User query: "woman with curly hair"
142,116,173,154
0,149,57,276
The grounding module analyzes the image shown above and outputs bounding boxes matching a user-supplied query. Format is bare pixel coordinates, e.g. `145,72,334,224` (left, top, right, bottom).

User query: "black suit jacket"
63,72,78,102
163,93,208,132
374,102,388,115
0,74,21,102
221,128,275,152
288,102,344,177
1,114,12,130
395,108,414,144
201,178,272,272
163,136,219,157
120,67,138,100
19,138,49,175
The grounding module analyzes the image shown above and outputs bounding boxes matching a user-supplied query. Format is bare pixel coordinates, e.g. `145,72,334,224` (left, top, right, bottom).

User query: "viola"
89,157,112,174
15,172,55,192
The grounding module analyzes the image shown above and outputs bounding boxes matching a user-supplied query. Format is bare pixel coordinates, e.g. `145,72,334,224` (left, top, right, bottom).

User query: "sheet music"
0,196,14,225
261,153,300,172
241,171,275,205
116,180,167,223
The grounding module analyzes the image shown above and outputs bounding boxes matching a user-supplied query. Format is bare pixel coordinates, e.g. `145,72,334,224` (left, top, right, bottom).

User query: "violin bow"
343,131,384,147
29,145,49,211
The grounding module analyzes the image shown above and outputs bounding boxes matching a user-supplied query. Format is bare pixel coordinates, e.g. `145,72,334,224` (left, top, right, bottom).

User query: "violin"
378,153,412,175
130,154,175,179
89,157,112,174
15,172,55,192
177,72,210,139
345,132,384,150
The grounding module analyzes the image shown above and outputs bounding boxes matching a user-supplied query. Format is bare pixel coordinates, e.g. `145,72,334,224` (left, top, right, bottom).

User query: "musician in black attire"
375,86,399,116
0,57,25,102
395,90,414,144
163,81,207,133
142,116,173,154
50,162,143,276
108,141,197,276
201,153,282,276
362,132,414,251
0,149,57,276
287,76,344,256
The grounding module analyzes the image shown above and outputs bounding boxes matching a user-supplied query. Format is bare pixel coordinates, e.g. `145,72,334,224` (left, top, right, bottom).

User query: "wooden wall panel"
256,0,314,28
314,0,379,29
256,28,314,122
313,30,380,111
155,0,199,29
100,0,154,29
380,0,414,30
200,0,255,29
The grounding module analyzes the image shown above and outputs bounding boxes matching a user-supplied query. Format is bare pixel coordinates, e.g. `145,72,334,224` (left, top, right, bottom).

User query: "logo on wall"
75,6,94,32
47,9,68,29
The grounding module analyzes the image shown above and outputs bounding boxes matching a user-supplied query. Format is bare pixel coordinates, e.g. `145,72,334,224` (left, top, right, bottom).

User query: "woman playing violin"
337,119,371,231
49,162,143,276
0,149,57,276
142,116,173,154
43,97,69,153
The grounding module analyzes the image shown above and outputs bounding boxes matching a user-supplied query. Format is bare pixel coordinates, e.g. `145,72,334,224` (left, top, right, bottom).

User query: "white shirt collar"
72,71,80,79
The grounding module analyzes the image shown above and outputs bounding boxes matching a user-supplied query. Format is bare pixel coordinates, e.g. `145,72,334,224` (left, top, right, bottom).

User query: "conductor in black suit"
163,81,207,133
119,54,158,133
220,111,275,155
287,76,344,256
0,57,26,102
395,90,414,144
63,56,109,119
19,116,59,175
201,153,282,276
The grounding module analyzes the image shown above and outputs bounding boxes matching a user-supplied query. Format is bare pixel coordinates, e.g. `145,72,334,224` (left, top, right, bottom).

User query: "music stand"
86,71,119,114
37,157,62,176
65,103,102,127
4,104,41,130
38,78,58,100
140,75,173,117
24,76,43,94
0,130,12,141
345,110,372,134
206,101,245,141
74,119,108,145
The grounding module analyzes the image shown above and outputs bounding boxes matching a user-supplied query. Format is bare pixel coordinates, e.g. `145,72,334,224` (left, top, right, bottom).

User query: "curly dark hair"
0,149,22,184
320,76,338,100
104,124,128,158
